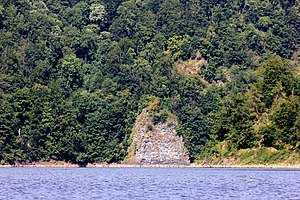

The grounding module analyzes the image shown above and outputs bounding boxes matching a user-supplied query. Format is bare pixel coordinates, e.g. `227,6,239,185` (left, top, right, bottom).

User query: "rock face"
125,108,189,165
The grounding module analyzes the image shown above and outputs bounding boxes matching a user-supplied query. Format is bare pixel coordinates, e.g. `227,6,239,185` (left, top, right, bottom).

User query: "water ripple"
0,168,299,200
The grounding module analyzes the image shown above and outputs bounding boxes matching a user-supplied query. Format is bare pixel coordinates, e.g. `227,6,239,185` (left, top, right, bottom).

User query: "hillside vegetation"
0,0,299,164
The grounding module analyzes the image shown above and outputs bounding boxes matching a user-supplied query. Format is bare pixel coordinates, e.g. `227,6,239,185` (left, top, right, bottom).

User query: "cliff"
125,107,189,165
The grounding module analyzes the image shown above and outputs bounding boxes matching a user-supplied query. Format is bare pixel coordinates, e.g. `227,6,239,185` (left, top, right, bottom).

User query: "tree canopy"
0,0,299,164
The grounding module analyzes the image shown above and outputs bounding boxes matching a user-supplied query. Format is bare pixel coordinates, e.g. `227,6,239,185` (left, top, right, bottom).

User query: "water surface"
0,168,299,199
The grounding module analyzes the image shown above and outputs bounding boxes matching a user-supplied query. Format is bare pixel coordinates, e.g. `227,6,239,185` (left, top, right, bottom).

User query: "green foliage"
89,3,106,23
256,55,295,107
152,109,169,125
197,142,300,165
213,93,258,149
167,35,191,61
0,0,299,164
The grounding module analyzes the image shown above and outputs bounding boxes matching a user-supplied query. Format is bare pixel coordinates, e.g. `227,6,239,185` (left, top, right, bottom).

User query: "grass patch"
196,141,300,165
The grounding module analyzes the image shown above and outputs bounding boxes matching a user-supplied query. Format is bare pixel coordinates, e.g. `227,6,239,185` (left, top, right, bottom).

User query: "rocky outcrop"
125,108,189,165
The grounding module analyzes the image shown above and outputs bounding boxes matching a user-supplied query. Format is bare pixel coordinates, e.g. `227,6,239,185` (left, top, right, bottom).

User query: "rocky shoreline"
1,162,300,169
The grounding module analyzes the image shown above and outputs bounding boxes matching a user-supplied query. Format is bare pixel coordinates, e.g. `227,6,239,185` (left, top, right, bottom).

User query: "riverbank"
1,146,299,169
1,162,300,169
197,145,300,168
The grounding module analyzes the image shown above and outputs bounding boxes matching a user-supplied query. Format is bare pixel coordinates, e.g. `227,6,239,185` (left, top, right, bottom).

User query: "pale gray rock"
126,108,190,165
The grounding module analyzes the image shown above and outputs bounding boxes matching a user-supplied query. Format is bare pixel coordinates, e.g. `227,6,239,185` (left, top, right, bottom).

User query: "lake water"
0,168,299,200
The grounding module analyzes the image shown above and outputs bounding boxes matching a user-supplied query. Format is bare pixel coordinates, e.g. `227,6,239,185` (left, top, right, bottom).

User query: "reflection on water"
0,168,299,200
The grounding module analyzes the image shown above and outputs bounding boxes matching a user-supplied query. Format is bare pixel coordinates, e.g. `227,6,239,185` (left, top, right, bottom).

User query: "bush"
152,110,169,124
147,124,153,131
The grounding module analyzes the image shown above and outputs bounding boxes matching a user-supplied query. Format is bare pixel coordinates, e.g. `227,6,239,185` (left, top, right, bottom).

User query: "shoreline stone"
1,162,300,169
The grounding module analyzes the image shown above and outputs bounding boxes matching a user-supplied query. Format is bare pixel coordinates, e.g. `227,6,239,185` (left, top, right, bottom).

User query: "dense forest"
0,0,299,164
